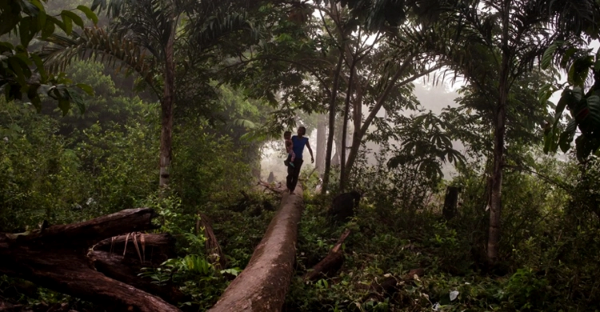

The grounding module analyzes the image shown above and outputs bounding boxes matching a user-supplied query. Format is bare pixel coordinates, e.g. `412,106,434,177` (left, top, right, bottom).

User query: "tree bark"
315,114,327,174
208,186,305,312
303,229,351,281
487,0,510,264
159,14,177,189
94,233,176,264
442,186,460,221
322,53,345,195
90,250,186,304
343,57,412,179
9,208,159,247
343,62,441,180
0,208,180,312
340,62,357,192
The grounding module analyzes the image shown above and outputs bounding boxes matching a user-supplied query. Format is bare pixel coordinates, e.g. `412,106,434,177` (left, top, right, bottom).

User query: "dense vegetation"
2,0,600,311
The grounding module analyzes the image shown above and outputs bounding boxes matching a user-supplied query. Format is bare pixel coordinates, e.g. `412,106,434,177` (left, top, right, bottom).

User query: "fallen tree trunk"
0,208,180,312
94,232,176,264
90,250,186,304
303,229,351,281
209,186,305,312
9,208,159,247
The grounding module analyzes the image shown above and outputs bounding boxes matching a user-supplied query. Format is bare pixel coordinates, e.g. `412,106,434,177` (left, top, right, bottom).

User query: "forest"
2,0,600,311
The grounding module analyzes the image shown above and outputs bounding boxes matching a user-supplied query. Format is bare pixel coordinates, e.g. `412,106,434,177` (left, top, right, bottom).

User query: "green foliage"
384,111,465,183
0,0,97,113
0,99,85,229
49,60,149,138
444,68,554,160
542,40,600,161
500,268,549,311
285,147,600,311
544,78,600,160
171,116,254,209
139,253,225,309
350,145,440,215
41,27,158,95
0,98,158,230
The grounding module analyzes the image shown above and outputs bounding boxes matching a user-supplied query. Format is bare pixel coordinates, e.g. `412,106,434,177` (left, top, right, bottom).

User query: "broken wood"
8,208,159,248
0,208,180,312
94,232,176,264
257,180,285,194
208,185,305,312
197,213,227,270
303,229,351,281
363,276,399,302
404,268,425,281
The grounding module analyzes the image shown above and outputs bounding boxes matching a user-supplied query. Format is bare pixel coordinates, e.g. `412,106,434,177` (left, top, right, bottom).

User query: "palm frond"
41,27,158,89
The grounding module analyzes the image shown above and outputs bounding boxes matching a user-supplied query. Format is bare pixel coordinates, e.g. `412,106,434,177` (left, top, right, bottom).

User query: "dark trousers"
286,158,303,192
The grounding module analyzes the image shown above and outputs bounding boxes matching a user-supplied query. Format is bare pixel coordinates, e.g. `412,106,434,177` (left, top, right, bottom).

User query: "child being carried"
283,131,295,168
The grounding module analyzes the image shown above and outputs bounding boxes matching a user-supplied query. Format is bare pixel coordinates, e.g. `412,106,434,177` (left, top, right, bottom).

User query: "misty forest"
3,0,600,311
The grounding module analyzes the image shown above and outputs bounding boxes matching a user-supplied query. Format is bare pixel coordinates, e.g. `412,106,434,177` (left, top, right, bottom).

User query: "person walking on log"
287,126,313,194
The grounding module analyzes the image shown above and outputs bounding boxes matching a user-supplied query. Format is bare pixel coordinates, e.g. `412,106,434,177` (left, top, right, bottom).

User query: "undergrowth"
284,157,600,312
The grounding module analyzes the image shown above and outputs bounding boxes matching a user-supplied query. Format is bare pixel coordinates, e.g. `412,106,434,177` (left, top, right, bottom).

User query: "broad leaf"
30,54,47,81
19,16,36,47
61,12,73,35
541,41,560,69
0,4,22,36
41,18,55,38
61,10,84,28
568,56,593,88
77,5,98,25
76,83,94,96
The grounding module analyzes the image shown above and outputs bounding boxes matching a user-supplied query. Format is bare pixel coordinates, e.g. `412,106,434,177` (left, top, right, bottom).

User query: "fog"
259,80,463,183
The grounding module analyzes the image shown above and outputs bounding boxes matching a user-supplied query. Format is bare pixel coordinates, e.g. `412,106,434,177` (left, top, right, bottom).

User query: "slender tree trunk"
322,53,345,194
488,85,507,264
340,62,356,192
343,60,408,178
343,63,440,179
487,0,511,264
316,114,327,174
159,19,176,189
346,80,363,181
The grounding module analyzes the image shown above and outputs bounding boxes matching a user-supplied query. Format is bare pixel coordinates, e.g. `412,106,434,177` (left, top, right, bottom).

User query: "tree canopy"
2,0,600,311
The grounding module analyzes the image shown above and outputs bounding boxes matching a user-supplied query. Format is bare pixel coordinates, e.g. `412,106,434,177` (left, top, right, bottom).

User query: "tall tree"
227,1,446,193
43,0,263,188
340,0,600,263
427,0,599,263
